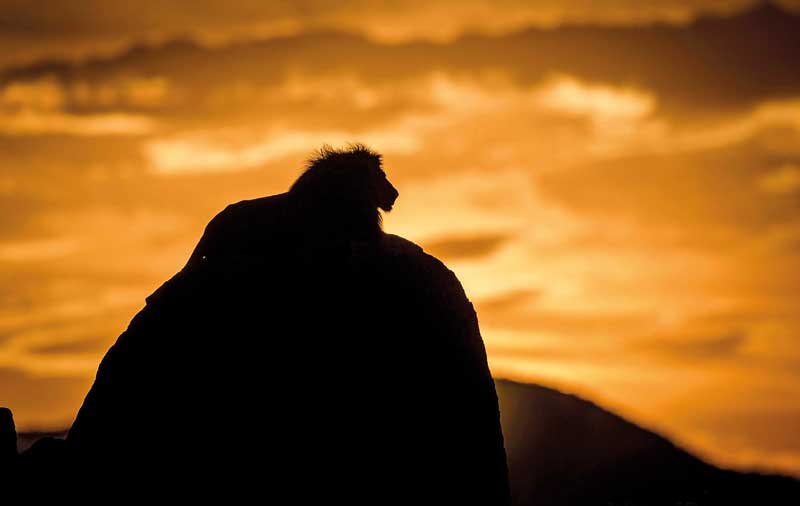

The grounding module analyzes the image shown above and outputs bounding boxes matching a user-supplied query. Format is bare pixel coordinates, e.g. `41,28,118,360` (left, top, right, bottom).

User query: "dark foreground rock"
11,231,510,503
14,378,800,505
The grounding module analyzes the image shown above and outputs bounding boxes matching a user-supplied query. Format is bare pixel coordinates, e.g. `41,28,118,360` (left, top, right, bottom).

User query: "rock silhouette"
13,378,800,504
9,146,511,503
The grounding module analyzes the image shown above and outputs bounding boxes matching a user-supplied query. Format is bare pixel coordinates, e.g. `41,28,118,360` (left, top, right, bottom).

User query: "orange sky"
1,0,799,477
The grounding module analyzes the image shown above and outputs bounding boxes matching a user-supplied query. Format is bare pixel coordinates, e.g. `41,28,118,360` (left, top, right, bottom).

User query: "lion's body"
186,145,398,268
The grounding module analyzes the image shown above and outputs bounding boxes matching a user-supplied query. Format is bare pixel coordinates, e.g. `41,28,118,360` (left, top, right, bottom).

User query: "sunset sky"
1,0,799,477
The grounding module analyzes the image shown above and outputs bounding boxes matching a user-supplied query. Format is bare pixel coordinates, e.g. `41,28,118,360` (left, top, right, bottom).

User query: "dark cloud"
4,1,797,68
3,4,800,116
475,288,542,313
641,331,748,360
29,336,111,355
423,233,510,259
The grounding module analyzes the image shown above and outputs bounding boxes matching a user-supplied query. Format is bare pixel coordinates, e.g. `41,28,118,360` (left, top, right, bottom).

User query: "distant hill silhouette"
15,430,67,454
497,379,800,506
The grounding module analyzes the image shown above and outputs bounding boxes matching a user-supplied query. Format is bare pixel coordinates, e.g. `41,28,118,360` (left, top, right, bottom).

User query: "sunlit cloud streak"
146,128,421,174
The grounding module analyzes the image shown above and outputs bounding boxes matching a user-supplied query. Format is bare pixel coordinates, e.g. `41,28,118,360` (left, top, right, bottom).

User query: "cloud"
3,1,794,68
535,75,655,120
146,128,421,175
0,110,155,136
758,163,800,194
0,237,80,262
136,72,633,176
0,76,158,135
641,331,748,361
0,77,65,109
29,335,111,355
0,280,147,379
2,4,800,118
475,288,542,313
422,233,510,260
536,134,800,232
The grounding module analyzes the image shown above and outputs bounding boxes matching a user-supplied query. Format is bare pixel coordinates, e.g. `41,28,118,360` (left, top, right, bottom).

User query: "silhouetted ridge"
496,379,800,506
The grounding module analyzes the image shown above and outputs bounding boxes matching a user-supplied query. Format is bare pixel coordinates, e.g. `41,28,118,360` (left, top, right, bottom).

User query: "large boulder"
59,225,510,503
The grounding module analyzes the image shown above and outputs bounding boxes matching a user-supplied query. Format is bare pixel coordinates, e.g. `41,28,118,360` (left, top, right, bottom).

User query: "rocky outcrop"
56,226,510,503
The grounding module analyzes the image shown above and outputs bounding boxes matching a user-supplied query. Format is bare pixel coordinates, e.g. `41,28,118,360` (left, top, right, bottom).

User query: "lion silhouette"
185,144,399,269
41,144,510,504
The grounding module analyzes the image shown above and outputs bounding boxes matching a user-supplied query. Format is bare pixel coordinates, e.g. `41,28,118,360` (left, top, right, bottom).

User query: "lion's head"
289,144,398,239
